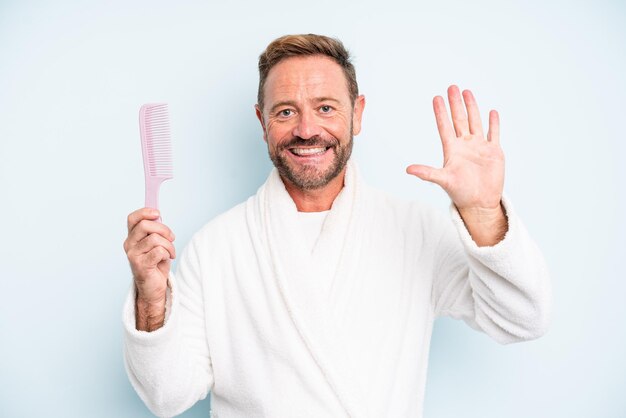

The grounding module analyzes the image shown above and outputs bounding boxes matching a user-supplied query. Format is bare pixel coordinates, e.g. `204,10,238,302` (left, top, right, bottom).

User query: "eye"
279,109,293,117
320,105,333,113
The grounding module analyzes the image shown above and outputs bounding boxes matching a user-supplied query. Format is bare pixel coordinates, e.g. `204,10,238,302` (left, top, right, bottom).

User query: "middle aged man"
123,34,551,417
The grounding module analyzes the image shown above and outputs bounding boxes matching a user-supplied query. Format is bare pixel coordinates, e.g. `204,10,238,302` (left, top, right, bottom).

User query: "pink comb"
139,103,173,220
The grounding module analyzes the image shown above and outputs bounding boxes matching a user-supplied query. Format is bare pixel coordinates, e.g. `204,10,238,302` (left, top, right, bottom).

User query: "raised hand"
123,208,176,331
407,85,507,246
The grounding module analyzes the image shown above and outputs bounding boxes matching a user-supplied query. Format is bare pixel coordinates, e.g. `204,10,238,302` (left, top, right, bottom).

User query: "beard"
268,130,353,191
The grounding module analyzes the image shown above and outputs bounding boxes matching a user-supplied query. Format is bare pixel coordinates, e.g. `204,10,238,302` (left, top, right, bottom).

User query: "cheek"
265,123,292,149
266,120,289,137
271,116,302,130
324,119,351,140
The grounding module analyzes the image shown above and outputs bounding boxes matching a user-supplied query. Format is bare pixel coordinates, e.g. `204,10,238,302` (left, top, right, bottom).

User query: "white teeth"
291,147,327,156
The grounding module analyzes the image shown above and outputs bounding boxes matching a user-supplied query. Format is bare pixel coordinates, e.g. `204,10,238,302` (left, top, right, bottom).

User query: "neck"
281,167,347,212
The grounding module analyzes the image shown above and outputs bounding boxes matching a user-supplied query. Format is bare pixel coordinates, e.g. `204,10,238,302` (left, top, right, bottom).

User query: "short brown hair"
257,34,358,111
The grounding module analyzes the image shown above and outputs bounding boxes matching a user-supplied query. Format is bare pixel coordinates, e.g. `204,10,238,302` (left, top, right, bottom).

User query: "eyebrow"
269,97,342,114
269,100,298,114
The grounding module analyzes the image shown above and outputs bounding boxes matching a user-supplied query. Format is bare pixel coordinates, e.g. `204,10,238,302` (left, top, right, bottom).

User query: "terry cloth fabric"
294,210,329,254
123,160,551,418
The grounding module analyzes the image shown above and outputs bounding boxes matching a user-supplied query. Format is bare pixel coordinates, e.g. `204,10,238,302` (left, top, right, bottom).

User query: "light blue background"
1,0,624,417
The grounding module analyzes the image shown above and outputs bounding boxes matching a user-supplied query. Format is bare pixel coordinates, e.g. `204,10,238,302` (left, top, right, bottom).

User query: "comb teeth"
140,103,173,178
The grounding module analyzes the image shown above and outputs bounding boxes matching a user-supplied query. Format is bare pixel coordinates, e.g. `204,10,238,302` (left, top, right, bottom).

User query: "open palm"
407,85,504,211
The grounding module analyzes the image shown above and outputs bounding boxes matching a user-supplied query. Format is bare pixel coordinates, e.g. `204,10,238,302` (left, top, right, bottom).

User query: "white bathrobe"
123,161,551,418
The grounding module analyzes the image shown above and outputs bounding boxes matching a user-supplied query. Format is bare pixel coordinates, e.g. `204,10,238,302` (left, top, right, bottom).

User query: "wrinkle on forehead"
264,55,351,109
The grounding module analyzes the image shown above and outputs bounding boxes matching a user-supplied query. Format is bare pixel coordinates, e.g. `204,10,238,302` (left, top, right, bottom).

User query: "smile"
289,147,330,156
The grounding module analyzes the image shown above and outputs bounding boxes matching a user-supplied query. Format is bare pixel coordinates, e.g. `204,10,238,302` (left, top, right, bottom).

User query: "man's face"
256,55,365,191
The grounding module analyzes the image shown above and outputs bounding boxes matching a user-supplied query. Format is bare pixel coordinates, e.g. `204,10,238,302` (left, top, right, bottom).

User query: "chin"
282,164,340,190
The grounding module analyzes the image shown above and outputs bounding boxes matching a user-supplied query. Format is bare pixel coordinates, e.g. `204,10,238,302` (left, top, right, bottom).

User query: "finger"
130,233,176,260
462,89,484,137
433,96,455,146
143,246,171,269
127,219,175,247
127,208,160,232
487,109,500,143
447,85,470,137
128,219,175,248
406,164,448,189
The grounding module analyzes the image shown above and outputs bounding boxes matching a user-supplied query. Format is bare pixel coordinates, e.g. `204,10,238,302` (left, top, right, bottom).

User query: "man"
123,34,551,417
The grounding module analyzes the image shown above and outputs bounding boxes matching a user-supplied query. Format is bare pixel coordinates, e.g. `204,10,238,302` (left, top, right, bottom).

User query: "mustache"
279,136,338,150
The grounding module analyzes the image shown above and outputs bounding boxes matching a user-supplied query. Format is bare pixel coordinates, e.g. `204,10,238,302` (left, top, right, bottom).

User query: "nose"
292,109,323,139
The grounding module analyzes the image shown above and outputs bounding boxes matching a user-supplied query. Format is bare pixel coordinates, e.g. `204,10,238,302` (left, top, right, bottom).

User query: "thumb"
406,164,448,188
158,258,171,279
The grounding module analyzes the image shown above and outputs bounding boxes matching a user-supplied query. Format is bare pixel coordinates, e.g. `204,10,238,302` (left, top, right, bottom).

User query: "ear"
351,95,366,136
255,104,268,143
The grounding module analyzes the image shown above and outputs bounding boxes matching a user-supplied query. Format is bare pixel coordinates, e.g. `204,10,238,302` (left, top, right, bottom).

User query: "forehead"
263,55,350,105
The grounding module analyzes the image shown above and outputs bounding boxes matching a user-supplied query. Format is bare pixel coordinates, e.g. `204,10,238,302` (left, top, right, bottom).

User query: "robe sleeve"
122,238,214,417
430,196,552,345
